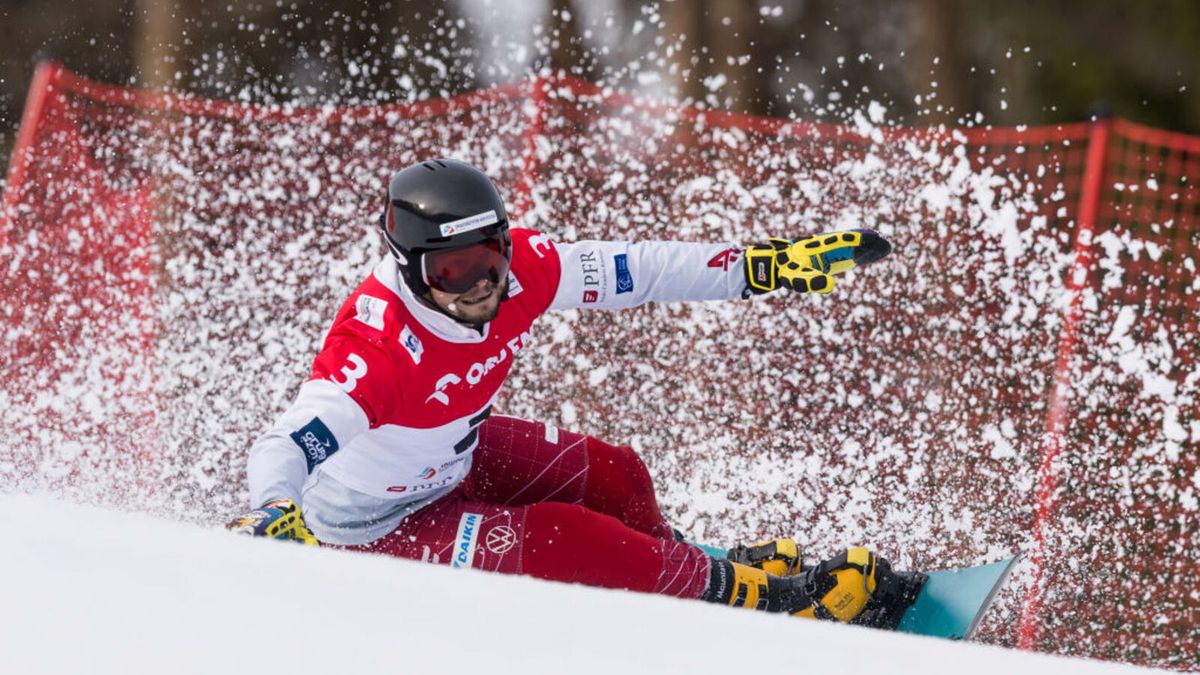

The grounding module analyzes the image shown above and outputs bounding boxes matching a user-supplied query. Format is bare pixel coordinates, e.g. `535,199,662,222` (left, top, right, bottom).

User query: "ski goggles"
421,237,511,295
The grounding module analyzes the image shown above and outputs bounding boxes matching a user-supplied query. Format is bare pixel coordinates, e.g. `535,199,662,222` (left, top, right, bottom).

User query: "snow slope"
0,494,1164,675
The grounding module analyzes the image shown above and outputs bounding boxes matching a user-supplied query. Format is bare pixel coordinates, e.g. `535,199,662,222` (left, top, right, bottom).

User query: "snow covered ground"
0,493,1166,675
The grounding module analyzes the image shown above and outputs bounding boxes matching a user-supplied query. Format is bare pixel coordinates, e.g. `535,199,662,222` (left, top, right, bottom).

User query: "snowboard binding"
851,567,928,631
726,540,925,628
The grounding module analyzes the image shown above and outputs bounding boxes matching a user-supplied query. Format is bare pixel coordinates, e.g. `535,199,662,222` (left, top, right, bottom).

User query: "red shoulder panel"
507,228,561,315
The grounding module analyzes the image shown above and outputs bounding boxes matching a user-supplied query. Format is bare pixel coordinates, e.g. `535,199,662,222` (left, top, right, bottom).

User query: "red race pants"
347,415,712,599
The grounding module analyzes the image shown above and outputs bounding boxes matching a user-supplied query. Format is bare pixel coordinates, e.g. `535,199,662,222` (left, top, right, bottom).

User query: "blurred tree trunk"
547,0,596,78
134,0,195,91
908,0,967,124
662,0,708,105
133,0,198,275
706,0,768,114
377,0,479,96
661,0,769,114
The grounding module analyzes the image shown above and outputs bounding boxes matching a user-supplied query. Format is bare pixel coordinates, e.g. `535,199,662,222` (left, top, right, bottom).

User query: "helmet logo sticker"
439,210,499,237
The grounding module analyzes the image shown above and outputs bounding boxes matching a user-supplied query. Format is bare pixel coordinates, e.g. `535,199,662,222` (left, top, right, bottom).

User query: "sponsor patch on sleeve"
614,253,634,294
578,248,605,302
290,417,340,473
707,247,741,271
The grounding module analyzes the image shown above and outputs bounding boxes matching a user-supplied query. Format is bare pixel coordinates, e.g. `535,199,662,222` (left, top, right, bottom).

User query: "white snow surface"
0,493,1165,675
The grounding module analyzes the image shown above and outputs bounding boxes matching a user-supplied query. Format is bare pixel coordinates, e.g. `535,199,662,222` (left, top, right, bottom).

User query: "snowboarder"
229,158,916,626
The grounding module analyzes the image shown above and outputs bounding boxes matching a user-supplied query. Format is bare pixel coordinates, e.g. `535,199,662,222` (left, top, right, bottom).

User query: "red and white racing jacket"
247,229,748,544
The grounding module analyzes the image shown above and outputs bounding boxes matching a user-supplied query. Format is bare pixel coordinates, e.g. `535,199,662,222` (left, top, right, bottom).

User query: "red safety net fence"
1,62,1197,670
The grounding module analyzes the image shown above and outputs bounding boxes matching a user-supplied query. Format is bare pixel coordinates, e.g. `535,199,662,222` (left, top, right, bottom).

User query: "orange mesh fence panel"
1,64,1198,670
1027,119,1200,668
0,63,158,503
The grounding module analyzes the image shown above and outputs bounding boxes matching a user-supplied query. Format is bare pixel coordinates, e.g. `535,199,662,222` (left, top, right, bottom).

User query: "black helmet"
380,158,512,296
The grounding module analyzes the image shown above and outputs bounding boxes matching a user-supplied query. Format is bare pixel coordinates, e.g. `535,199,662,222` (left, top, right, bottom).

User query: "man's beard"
446,278,506,326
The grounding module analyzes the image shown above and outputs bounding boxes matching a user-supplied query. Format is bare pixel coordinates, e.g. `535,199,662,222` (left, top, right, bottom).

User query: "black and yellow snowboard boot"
726,538,803,576
703,545,925,630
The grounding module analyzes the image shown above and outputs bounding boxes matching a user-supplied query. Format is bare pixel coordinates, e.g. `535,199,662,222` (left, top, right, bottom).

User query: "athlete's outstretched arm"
548,239,747,310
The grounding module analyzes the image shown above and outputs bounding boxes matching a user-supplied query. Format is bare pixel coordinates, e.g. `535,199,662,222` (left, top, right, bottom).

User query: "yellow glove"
744,229,892,294
226,498,319,546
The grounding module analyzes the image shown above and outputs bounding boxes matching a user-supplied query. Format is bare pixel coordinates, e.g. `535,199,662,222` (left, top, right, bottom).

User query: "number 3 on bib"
330,354,368,393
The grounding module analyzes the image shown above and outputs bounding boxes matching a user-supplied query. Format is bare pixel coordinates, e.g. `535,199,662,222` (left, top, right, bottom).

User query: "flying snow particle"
703,73,727,92
982,425,1016,460
560,401,578,425
1163,406,1187,443
867,100,887,124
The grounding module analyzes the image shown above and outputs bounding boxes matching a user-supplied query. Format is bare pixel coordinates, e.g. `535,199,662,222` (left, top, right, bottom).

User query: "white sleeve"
548,240,747,311
246,379,370,508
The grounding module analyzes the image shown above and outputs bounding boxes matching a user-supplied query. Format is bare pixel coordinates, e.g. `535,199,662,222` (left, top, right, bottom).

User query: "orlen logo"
425,330,532,405
452,512,483,569
707,247,741,271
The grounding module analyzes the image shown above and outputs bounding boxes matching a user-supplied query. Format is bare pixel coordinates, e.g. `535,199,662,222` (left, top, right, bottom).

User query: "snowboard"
693,543,1020,640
